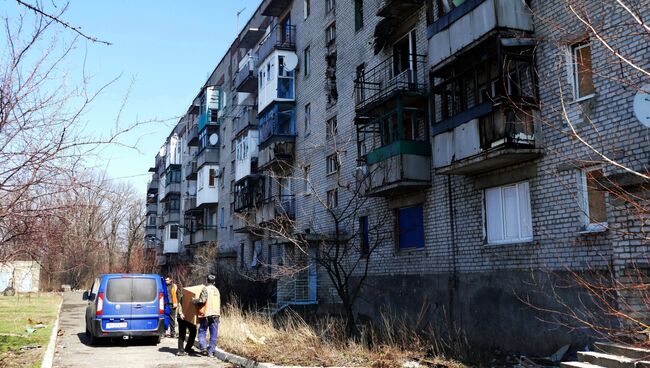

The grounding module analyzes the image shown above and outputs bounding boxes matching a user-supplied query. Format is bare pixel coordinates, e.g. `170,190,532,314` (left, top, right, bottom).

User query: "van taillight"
158,292,164,314
96,292,104,316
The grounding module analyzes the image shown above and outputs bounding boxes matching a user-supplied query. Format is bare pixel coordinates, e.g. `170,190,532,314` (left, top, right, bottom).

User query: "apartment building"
145,0,650,355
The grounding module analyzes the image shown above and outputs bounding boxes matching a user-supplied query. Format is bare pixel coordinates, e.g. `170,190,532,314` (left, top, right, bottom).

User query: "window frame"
169,224,179,240
326,0,335,13
303,46,311,77
570,41,595,101
303,0,310,19
325,22,336,45
304,103,311,132
326,116,337,141
327,188,338,208
326,153,339,175
359,216,369,258
304,165,311,195
483,181,533,245
578,167,608,232
354,0,364,31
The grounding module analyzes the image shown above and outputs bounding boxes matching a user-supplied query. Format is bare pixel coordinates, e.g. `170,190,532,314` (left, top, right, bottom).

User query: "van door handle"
134,304,142,309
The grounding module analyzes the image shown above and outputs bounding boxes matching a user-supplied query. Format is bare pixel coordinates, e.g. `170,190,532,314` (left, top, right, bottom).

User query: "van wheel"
86,327,97,346
147,336,161,345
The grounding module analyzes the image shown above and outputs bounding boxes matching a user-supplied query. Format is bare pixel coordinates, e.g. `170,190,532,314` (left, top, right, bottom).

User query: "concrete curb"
41,295,63,368
214,348,350,368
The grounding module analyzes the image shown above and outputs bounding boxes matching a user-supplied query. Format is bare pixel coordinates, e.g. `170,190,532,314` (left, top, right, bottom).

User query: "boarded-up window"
397,205,424,249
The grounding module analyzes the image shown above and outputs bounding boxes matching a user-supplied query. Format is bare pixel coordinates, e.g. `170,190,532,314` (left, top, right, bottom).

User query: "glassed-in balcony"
427,0,534,68
259,104,295,147
197,86,222,131
357,104,431,197
256,23,296,64
354,54,427,112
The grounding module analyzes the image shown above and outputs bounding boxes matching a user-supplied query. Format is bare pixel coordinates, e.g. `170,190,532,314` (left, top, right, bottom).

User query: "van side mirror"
82,291,90,301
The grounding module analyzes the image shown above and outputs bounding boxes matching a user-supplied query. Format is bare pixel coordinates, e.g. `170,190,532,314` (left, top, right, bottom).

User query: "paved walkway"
53,291,229,368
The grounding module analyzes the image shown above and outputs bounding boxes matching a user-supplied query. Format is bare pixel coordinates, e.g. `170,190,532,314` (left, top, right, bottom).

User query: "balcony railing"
186,124,198,146
185,159,197,180
146,203,157,214
354,54,427,111
256,24,296,64
259,105,296,146
147,178,159,194
235,57,257,93
232,105,258,136
377,0,424,18
193,225,218,244
271,195,295,220
183,196,197,212
197,147,219,167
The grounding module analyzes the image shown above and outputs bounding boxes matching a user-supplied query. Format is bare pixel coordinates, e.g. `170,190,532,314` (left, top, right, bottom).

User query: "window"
209,168,216,187
170,198,180,211
240,243,245,269
303,0,310,18
354,0,363,31
578,168,607,231
326,116,337,140
396,205,424,249
326,154,339,174
571,41,595,100
359,216,369,257
436,0,464,16
220,207,225,228
325,22,336,45
326,0,335,13
304,103,311,132
170,225,178,240
327,189,338,208
484,181,533,245
304,166,311,194
148,216,156,226
303,46,311,76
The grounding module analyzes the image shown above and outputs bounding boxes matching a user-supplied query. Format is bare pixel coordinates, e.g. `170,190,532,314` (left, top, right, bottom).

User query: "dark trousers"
168,308,177,337
177,318,197,352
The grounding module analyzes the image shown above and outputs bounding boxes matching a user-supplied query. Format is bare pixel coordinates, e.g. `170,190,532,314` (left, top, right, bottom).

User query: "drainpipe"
446,174,458,329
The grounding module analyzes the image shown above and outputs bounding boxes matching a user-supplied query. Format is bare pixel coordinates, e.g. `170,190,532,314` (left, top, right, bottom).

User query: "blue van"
83,274,170,345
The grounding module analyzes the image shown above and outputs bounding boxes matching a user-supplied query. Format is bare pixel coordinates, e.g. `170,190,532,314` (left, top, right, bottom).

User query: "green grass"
0,293,62,368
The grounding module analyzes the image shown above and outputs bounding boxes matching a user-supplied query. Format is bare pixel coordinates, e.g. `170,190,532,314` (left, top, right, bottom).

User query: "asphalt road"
53,291,230,368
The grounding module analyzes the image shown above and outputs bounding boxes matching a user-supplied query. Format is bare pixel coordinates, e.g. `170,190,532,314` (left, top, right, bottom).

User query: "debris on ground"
57,329,65,336
19,345,41,351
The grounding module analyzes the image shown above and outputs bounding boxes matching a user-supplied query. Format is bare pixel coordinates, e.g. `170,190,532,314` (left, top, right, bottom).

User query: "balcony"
146,203,157,215
235,55,257,93
257,195,295,224
354,54,427,113
261,0,293,16
192,225,218,244
185,158,197,180
377,0,424,18
163,210,180,224
259,104,295,147
198,86,222,131
156,255,167,266
233,213,256,234
186,124,199,146
145,225,157,238
258,51,296,112
256,24,296,64
163,182,181,197
183,196,197,213
232,105,258,137
234,176,261,213
147,178,159,194
258,141,295,171
427,0,534,68
239,27,266,49
357,102,431,196
430,37,541,175
433,107,542,175
197,147,219,168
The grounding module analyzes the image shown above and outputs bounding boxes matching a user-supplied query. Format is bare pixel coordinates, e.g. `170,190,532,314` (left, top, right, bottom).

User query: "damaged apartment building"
145,0,650,355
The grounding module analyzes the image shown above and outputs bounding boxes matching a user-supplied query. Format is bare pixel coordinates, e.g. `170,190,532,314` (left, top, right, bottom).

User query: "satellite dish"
284,53,298,71
209,133,219,146
633,84,650,128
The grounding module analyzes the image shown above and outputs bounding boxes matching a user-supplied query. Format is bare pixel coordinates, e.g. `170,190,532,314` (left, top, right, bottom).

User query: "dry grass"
218,303,467,367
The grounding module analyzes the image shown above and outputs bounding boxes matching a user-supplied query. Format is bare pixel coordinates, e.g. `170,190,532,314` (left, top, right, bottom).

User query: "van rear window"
106,278,157,303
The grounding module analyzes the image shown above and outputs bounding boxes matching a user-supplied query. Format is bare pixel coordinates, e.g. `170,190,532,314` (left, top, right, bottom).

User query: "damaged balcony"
377,0,424,18
192,225,218,244
257,104,296,170
232,105,258,137
256,195,296,225
185,158,197,180
235,54,258,93
234,176,262,213
354,53,427,113
431,37,542,175
427,0,534,68
357,102,431,197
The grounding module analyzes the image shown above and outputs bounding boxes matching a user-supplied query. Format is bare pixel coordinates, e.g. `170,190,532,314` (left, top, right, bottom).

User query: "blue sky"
3,0,262,193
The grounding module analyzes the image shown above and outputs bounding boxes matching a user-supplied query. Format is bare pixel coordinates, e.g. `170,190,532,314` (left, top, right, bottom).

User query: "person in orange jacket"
165,276,178,338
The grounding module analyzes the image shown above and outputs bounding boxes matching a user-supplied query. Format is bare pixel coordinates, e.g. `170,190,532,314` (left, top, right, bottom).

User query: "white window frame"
326,0,335,13
326,154,339,175
578,167,608,232
303,0,310,19
325,22,336,45
569,41,595,102
304,165,311,195
484,181,533,245
327,189,338,208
